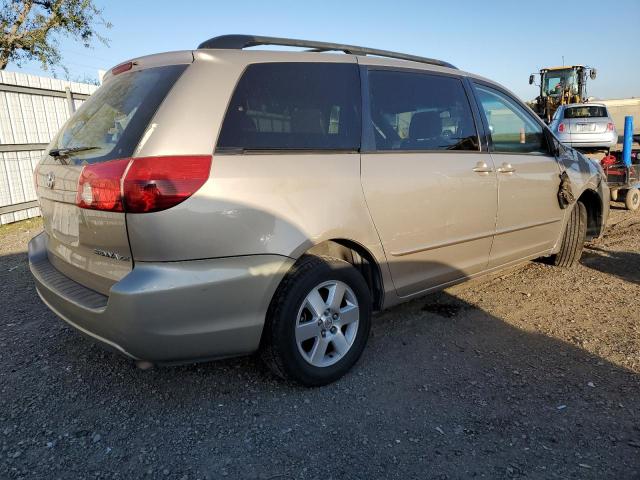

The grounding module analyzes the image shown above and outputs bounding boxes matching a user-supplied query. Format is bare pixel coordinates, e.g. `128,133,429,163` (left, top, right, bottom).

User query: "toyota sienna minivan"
29,35,609,386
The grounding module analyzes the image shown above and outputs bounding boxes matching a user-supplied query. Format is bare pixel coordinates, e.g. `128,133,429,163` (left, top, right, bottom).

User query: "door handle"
473,161,494,174
497,163,516,174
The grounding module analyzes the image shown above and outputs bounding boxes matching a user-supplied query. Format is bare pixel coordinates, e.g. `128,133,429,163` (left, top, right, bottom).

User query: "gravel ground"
1,211,639,480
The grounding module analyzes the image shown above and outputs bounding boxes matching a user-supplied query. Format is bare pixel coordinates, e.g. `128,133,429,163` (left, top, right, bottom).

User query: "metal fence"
0,71,98,225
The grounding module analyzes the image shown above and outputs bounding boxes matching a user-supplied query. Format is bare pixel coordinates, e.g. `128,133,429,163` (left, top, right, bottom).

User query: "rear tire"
624,188,640,211
551,201,587,267
260,255,372,387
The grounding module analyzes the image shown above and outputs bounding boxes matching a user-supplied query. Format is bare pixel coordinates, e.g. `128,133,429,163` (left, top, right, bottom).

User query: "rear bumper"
29,232,294,362
567,132,618,148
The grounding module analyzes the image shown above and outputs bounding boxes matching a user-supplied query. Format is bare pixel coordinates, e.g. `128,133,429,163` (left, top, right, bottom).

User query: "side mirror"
529,74,535,85
590,68,597,80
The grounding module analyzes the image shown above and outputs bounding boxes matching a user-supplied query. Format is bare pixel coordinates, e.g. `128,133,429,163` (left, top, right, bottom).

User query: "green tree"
0,0,111,71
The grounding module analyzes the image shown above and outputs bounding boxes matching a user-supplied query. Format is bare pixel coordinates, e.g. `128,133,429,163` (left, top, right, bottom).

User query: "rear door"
35,60,188,295
360,69,497,297
472,82,563,268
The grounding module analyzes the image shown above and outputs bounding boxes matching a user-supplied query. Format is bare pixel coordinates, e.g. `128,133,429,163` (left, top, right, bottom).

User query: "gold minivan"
29,35,609,386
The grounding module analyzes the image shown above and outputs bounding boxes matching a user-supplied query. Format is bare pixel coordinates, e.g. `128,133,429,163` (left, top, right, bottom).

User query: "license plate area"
576,123,595,132
43,200,81,246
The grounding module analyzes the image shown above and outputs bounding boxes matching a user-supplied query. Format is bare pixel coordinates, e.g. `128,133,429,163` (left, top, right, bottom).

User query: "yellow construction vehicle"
529,65,597,122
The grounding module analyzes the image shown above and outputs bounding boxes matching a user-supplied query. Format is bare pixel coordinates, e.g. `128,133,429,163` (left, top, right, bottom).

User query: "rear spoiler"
102,50,194,84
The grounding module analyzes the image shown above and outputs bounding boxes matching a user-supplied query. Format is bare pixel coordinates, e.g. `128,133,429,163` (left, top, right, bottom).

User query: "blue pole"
622,115,633,168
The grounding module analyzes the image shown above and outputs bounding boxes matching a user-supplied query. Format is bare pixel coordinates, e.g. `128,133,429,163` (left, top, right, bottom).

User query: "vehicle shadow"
581,245,640,285
1,248,639,479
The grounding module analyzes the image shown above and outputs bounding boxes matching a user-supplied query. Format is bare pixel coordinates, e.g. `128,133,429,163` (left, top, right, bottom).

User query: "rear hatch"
35,58,189,295
565,105,610,135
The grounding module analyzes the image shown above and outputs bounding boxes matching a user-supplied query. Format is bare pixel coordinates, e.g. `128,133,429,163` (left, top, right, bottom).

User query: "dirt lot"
0,210,638,480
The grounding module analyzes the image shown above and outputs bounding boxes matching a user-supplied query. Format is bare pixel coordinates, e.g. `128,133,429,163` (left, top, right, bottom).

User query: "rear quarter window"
47,64,187,165
216,63,361,151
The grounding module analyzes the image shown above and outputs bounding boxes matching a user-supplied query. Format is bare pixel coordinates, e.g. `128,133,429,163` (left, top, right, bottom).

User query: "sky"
9,0,640,101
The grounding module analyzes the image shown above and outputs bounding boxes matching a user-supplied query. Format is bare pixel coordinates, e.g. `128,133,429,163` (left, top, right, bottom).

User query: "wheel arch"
577,187,604,240
304,239,385,311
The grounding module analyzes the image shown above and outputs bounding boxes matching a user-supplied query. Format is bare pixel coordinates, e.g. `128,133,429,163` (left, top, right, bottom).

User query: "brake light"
111,61,133,76
607,123,614,131
76,159,130,212
558,123,565,133
123,156,212,213
76,155,211,213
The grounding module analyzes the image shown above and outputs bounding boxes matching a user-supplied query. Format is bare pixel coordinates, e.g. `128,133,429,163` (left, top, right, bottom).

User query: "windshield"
564,106,607,118
47,64,186,165
542,69,578,97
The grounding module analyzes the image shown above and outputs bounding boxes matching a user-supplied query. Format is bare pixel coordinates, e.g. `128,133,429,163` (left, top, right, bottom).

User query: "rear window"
564,106,607,119
47,64,187,165
217,63,361,151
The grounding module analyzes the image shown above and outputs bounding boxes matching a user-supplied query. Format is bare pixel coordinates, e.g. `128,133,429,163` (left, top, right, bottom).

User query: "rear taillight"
607,123,614,131
76,155,211,213
76,159,130,212
558,123,565,133
123,156,212,213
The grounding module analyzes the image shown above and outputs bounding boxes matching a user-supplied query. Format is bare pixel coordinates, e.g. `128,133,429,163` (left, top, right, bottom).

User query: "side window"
475,84,548,154
217,63,361,151
367,70,479,151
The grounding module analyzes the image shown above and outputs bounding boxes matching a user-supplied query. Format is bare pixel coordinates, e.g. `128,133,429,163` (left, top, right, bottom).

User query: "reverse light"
76,155,212,213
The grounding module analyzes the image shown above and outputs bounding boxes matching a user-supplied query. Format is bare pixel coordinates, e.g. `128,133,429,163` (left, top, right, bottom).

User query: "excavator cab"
529,65,597,123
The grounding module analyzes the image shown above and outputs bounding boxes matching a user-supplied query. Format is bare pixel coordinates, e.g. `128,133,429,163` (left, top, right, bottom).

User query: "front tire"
260,255,372,387
551,201,587,267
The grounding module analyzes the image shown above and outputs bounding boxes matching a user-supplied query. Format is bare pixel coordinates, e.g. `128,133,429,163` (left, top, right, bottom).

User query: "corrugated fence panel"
6,92,26,143
0,71,97,224
32,95,50,143
18,151,37,200
42,96,60,136
0,149,44,225
19,93,39,143
0,153,11,206
0,91,15,144
53,96,70,129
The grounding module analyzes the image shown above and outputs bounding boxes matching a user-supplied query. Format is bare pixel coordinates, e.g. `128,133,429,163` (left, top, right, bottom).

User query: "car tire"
552,201,587,268
260,254,372,387
624,187,640,211
610,189,619,202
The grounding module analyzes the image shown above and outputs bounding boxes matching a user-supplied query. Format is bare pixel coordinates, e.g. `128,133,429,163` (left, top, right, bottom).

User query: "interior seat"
402,111,442,149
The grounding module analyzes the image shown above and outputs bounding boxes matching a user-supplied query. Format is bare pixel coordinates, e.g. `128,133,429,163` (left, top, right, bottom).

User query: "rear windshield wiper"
49,146,99,157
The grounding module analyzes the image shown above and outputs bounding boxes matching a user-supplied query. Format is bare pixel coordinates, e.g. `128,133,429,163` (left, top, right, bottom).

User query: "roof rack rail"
197,34,457,69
